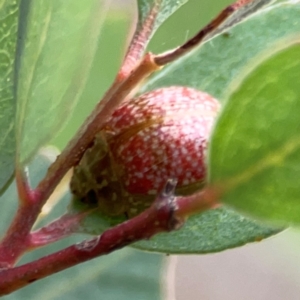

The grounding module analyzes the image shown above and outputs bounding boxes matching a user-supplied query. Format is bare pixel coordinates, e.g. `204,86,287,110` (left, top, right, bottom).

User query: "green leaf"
0,0,20,191
135,208,279,253
137,0,187,38
0,150,165,299
71,198,279,254
15,0,107,163
142,1,300,100
209,40,300,225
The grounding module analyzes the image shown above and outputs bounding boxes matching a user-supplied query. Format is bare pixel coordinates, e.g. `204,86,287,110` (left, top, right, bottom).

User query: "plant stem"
0,168,73,267
0,181,219,296
15,168,38,204
0,180,179,295
0,203,36,268
29,212,91,248
154,0,272,66
120,1,159,77
174,186,221,219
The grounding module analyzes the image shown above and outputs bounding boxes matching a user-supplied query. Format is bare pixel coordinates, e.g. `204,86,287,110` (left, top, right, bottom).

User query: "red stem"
0,183,219,296
120,1,159,77
0,170,42,267
15,168,39,204
154,0,270,66
0,180,180,295
29,212,91,248
175,186,221,219
0,203,37,268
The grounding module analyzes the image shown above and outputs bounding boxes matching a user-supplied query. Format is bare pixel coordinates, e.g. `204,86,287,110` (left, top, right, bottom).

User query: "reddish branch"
0,170,42,267
29,212,91,248
155,0,272,65
0,204,35,268
0,181,219,296
120,0,160,78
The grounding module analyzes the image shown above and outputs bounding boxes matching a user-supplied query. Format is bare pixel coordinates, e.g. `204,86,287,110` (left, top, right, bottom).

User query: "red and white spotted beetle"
70,86,219,217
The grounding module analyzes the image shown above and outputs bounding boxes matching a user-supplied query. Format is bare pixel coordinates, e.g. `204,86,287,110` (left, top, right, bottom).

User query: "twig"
120,1,160,78
154,0,272,66
0,181,219,296
29,212,91,248
0,204,35,268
